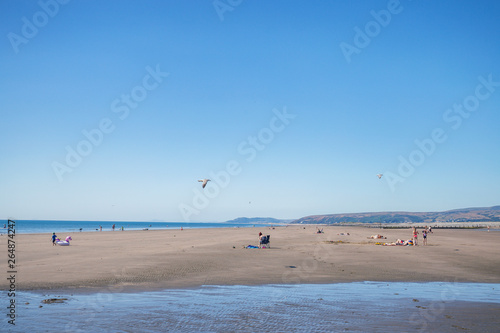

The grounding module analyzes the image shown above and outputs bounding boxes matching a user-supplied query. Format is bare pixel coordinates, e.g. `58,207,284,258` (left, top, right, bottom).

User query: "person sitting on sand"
259,234,270,248
259,233,265,246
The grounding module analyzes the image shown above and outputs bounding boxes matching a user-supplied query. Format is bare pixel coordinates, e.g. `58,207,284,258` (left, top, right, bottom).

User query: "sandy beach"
3,226,500,292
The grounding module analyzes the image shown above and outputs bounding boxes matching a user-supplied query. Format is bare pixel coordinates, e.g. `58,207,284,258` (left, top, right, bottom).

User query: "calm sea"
2,220,497,235
0,220,271,235
3,282,499,332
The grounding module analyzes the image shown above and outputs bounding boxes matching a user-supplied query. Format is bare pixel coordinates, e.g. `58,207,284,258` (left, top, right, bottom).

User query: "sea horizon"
0,219,274,235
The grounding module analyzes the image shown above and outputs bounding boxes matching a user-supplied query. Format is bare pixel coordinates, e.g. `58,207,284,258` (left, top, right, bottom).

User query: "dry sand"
2,226,499,292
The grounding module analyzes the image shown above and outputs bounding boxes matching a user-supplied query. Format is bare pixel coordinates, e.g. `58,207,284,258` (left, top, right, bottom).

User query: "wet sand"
8,283,500,332
2,226,500,291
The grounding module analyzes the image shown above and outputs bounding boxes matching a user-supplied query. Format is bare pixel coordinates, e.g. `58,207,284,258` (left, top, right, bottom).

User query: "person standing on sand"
422,229,427,245
112,224,115,231
52,232,57,246
412,227,418,246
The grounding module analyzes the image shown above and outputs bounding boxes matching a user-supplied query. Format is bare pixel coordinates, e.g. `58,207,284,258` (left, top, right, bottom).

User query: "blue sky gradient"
1,0,499,222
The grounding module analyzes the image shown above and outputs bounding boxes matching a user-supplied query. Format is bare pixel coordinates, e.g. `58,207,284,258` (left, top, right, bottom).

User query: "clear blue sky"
1,0,499,222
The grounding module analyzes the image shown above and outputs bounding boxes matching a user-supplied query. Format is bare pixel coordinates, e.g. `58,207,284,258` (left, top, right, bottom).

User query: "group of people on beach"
375,226,432,246
412,226,432,246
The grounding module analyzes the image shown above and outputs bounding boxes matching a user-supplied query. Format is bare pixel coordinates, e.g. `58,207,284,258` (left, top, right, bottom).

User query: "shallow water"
3,282,499,332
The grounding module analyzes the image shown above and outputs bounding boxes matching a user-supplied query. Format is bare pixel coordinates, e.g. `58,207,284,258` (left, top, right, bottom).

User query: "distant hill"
291,205,500,224
225,217,292,224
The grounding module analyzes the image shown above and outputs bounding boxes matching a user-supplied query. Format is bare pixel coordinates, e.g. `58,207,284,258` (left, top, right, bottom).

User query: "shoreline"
12,280,500,297
3,221,500,236
3,226,499,292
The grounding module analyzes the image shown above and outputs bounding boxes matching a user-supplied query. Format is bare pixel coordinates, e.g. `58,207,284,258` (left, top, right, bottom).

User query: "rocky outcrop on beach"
42,298,68,304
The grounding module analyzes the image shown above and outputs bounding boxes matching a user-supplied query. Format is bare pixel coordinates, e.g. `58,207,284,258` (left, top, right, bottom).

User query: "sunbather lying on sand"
381,239,414,246
368,234,386,239
395,239,413,245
